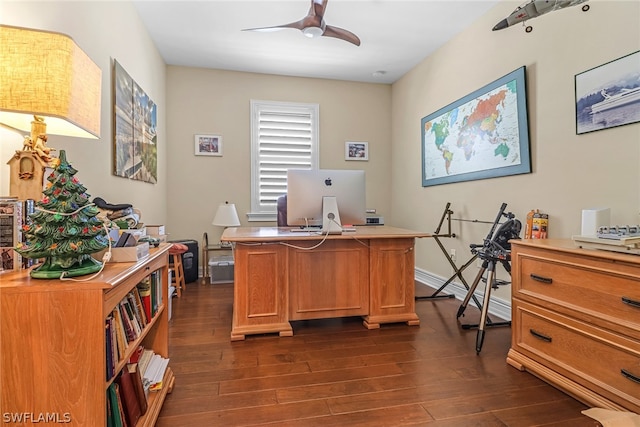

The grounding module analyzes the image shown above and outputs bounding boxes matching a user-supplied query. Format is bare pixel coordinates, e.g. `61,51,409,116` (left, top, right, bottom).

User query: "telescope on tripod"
456,202,522,354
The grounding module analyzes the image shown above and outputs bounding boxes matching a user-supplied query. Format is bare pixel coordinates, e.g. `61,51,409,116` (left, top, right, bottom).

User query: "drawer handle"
530,274,553,284
529,329,552,342
621,369,640,384
621,296,640,309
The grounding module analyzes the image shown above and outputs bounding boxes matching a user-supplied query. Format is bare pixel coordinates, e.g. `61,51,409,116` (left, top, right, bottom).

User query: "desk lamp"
1,24,101,200
1,25,107,278
212,201,241,248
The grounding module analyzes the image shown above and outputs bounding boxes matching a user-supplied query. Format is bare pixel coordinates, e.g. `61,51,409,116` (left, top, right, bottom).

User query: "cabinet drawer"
513,300,640,411
516,255,640,337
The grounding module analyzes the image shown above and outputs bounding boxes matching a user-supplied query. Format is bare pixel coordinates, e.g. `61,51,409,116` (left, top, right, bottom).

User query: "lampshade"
212,202,241,227
0,25,101,139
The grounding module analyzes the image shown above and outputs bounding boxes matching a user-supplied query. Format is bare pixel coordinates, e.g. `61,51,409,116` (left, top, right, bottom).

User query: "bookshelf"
0,243,174,426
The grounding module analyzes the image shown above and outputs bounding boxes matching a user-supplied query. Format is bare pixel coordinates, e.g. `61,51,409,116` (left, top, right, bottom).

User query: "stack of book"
138,348,170,392
107,346,170,427
105,271,164,380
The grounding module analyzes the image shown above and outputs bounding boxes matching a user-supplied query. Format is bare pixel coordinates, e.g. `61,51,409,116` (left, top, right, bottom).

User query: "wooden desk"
222,226,430,340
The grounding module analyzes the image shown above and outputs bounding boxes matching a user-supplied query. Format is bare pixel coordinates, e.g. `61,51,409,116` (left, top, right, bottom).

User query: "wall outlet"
449,249,456,262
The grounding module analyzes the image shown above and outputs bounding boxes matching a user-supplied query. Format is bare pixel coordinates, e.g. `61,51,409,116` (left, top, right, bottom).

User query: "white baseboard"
414,267,512,321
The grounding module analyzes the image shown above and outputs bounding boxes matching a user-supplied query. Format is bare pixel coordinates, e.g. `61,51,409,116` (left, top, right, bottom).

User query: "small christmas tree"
15,150,109,279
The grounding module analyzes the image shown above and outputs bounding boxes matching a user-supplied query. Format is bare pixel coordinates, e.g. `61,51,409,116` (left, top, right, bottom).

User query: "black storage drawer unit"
169,239,199,283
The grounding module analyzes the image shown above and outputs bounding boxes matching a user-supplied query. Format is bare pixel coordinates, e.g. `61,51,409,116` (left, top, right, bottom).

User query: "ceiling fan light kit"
243,0,361,46
303,26,324,39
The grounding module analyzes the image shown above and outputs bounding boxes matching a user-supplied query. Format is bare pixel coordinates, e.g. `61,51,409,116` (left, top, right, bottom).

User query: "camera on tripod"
470,210,522,263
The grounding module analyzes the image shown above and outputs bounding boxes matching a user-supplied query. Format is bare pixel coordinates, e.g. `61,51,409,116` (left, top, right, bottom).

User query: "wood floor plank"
276,374,416,403
157,281,597,426
157,399,331,427
220,363,404,394
422,384,571,419
253,404,434,427
492,399,592,427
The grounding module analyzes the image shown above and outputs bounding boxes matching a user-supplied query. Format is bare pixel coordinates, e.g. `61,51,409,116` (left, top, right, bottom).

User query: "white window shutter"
249,100,319,220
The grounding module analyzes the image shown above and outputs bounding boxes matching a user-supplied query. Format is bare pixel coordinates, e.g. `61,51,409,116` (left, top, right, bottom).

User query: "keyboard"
289,227,321,233
597,225,640,240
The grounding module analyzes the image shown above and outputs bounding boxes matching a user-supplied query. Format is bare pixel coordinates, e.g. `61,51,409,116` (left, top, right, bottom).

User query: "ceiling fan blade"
243,0,360,47
242,20,306,32
323,25,361,46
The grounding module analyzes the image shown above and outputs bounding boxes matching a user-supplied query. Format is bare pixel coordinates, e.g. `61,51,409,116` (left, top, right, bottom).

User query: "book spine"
105,317,113,381
107,382,125,427
126,292,144,332
117,369,142,427
132,288,148,326
112,308,127,362
119,301,136,343
137,280,152,322
151,272,159,316
127,363,148,415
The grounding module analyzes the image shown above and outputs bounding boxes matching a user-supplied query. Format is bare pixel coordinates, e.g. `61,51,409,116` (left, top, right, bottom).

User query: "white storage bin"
209,256,234,284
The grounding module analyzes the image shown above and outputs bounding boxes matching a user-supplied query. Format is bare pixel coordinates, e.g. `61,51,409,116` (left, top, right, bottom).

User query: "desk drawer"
513,299,640,411
516,255,640,336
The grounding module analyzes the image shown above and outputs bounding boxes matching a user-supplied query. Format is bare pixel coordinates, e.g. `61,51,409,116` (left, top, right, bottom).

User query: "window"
248,100,319,221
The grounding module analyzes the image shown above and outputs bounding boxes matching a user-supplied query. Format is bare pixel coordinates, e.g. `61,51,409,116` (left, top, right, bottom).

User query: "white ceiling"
132,0,501,84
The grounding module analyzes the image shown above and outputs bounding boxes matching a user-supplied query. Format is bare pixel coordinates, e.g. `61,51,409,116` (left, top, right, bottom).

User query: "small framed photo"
345,141,368,161
195,134,223,156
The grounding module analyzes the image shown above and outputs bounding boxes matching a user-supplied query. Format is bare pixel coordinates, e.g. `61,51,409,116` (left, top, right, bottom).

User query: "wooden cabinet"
507,239,640,413
0,244,174,426
365,238,419,329
232,243,291,340
289,239,369,321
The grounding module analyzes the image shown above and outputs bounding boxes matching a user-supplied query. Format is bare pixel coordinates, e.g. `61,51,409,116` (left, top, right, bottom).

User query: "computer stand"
415,203,485,313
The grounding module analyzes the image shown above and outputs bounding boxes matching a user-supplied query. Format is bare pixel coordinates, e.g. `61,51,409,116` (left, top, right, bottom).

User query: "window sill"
246,212,276,222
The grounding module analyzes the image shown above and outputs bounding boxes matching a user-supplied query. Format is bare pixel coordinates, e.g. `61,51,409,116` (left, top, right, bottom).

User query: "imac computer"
286,169,366,232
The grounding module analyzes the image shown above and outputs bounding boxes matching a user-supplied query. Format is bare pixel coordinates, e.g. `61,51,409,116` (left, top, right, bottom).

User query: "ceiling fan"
242,0,361,46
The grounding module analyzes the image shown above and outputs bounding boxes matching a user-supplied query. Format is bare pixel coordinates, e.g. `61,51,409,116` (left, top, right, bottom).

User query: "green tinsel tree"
15,150,109,279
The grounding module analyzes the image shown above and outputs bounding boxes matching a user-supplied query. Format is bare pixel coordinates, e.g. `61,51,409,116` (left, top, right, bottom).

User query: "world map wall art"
421,66,531,187
113,59,158,184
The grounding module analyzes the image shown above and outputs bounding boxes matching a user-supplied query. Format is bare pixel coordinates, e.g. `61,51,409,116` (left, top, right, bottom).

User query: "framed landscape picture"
421,67,531,187
195,134,223,156
575,50,640,135
345,141,368,161
113,60,158,184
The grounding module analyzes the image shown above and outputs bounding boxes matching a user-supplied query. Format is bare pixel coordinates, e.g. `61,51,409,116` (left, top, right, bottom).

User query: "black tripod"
456,203,521,354
415,203,485,313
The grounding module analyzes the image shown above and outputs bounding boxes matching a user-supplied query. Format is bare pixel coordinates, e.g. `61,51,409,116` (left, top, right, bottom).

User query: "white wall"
392,0,640,301
0,1,168,226
165,66,392,245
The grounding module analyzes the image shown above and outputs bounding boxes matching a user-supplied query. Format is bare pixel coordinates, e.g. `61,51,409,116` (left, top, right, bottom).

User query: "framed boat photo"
575,50,640,135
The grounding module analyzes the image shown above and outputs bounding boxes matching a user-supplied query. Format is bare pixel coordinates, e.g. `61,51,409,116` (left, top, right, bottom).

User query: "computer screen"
286,169,366,227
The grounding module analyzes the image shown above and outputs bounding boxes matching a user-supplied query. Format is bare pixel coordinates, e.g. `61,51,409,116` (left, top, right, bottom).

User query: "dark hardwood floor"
157,281,598,426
